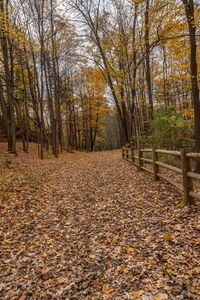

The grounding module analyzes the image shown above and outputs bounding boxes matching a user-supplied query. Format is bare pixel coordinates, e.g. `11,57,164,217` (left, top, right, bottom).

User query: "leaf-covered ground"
0,147,200,300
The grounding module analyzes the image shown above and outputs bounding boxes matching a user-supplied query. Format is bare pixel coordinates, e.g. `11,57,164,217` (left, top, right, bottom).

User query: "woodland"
0,0,200,299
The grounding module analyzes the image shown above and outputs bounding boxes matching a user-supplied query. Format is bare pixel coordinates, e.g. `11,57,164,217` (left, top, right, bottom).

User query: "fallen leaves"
165,268,176,276
0,147,199,299
154,294,168,300
40,267,50,275
132,290,144,299
127,247,136,253
37,224,43,229
57,277,66,285
106,236,118,246
120,267,129,273
18,295,26,300
163,234,174,241
102,285,114,295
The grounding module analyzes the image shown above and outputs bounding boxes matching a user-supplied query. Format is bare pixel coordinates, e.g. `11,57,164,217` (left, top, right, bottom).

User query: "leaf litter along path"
0,149,200,300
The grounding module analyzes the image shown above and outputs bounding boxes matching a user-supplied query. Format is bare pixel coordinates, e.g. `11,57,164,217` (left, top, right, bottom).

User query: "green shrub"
149,106,194,149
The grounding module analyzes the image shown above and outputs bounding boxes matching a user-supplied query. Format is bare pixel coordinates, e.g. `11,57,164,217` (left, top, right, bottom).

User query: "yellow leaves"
127,247,136,253
179,201,185,209
18,244,25,253
186,269,194,276
132,290,144,299
167,258,173,265
165,268,176,275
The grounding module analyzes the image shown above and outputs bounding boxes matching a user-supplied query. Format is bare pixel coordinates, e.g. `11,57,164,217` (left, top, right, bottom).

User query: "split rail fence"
122,146,200,205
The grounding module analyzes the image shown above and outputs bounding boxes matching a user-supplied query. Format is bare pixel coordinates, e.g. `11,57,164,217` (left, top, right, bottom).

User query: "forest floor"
0,144,200,300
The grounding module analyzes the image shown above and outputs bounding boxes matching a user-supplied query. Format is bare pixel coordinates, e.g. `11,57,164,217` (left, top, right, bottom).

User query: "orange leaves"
133,0,143,3
106,236,118,246
163,234,174,242
40,267,50,275
132,290,145,299
181,108,194,119
120,267,129,274
81,66,106,101
177,63,190,71
102,285,114,295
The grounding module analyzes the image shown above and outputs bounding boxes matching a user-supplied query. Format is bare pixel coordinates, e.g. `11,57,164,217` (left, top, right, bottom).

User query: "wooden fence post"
138,145,142,170
181,147,195,205
122,148,125,159
152,147,159,181
131,146,134,163
125,147,128,160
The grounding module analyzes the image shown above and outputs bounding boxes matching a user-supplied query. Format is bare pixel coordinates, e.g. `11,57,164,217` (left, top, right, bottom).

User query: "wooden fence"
122,146,200,205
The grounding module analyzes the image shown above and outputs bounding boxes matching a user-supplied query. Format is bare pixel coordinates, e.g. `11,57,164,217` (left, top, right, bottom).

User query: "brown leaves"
0,148,200,299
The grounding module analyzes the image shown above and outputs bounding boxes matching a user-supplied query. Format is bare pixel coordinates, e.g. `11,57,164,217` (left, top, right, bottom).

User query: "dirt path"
0,150,199,300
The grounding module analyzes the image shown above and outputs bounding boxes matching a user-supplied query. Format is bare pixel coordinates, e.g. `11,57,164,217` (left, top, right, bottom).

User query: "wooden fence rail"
122,146,200,205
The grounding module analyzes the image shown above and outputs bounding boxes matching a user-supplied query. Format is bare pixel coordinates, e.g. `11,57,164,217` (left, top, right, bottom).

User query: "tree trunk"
182,0,200,154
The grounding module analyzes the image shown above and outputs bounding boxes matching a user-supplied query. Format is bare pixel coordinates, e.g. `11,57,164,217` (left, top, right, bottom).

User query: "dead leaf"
57,277,66,285
165,268,176,275
163,234,174,241
103,285,114,295
41,267,50,275
132,290,145,299
127,247,135,253
120,267,129,273
19,295,26,300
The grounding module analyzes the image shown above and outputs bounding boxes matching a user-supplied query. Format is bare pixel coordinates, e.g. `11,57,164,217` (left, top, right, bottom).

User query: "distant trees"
0,0,118,156
66,67,109,151
72,0,200,150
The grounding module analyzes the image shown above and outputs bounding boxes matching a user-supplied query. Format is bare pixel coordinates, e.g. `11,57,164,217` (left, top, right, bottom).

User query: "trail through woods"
0,148,200,300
